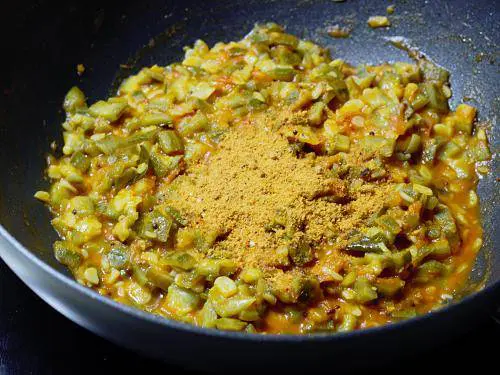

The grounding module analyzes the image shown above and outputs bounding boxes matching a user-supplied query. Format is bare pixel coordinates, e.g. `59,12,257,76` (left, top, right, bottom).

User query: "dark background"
1,257,499,374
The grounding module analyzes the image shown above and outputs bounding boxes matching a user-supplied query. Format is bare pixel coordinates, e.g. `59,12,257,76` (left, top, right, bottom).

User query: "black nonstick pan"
0,0,498,372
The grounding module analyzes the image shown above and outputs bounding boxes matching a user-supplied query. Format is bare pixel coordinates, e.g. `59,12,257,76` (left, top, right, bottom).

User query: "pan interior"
0,0,497,298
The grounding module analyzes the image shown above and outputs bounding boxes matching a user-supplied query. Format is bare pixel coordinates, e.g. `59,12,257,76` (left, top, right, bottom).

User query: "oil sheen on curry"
36,24,491,334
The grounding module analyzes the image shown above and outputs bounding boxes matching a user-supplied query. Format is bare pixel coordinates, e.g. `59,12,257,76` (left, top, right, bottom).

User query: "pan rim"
1,221,498,342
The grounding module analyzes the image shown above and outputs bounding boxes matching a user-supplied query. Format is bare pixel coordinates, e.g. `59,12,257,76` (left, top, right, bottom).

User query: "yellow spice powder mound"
162,111,389,281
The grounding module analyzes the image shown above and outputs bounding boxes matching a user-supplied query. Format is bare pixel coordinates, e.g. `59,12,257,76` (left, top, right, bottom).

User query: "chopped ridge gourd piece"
89,100,128,122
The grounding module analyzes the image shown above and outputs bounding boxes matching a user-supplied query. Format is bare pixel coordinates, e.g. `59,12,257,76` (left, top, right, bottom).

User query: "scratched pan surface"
0,0,498,372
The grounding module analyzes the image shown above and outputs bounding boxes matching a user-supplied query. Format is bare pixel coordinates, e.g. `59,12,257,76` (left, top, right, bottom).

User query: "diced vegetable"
150,148,182,177
375,278,405,297
139,112,173,127
107,246,130,270
137,209,174,243
165,285,200,315
84,267,100,285
161,252,196,270
359,136,396,157
70,151,90,172
346,237,385,253
95,129,158,154
64,87,87,113
158,130,184,155
89,100,128,122
308,102,325,126
354,277,378,303
146,266,174,291
54,241,82,268
288,238,314,266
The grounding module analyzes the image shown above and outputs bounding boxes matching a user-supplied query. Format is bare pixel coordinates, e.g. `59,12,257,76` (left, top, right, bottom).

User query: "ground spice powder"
163,111,389,282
